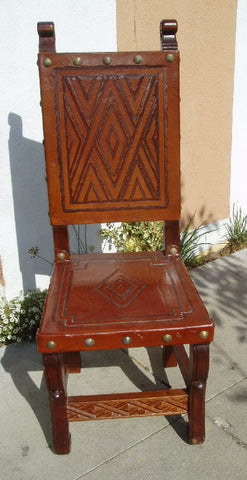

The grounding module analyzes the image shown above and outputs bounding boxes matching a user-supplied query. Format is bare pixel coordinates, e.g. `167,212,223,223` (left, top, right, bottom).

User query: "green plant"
180,217,209,266
71,225,96,254
72,225,88,254
0,289,47,345
28,246,53,265
101,221,164,252
101,217,208,266
225,205,247,251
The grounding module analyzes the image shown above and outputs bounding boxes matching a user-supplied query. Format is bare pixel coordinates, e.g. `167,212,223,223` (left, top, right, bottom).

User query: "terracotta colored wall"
116,0,237,226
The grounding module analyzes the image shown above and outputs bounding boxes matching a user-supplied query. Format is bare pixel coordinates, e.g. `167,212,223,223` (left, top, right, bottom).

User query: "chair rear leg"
162,346,177,367
43,353,71,454
68,351,81,373
188,344,209,444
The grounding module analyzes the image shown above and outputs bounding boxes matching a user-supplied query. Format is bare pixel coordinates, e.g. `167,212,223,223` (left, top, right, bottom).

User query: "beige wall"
117,0,237,227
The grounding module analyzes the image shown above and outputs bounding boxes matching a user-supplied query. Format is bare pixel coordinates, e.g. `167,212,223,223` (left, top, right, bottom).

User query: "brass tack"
46,340,57,349
103,56,112,65
84,338,95,347
122,336,132,345
134,55,143,64
52,390,61,399
169,247,178,256
57,252,66,261
162,334,173,343
199,330,209,340
73,56,82,66
166,53,175,63
43,58,52,67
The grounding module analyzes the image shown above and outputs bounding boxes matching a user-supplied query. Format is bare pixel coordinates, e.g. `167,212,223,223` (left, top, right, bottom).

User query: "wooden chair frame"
36,20,214,454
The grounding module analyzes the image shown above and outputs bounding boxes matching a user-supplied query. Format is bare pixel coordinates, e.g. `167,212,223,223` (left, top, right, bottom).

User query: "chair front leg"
188,344,209,444
43,353,71,454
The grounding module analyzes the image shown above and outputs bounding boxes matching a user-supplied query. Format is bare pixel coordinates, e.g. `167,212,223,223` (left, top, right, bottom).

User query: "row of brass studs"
56,249,178,260
43,53,175,68
164,331,210,342
46,330,209,349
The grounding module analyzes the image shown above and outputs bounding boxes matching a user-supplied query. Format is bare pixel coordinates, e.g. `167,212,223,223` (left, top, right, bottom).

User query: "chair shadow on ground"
0,342,52,447
0,342,188,451
190,252,247,405
190,253,247,347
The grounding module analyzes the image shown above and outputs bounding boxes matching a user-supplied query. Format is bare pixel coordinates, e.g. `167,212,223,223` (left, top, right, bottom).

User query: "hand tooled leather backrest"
37,21,180,226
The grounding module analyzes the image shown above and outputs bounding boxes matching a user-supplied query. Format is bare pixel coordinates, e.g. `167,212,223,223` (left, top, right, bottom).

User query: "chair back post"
38,22,70,261
160,20,180,255
164,220,180,256
160,19,178,51
37,21,56,52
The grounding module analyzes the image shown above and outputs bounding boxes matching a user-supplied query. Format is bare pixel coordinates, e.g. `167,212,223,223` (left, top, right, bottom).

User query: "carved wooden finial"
37,22,56,53
160,20,178,51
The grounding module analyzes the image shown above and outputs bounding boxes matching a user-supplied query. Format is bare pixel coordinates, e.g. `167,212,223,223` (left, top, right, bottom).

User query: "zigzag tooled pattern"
67,395,188,421
59,72,162,207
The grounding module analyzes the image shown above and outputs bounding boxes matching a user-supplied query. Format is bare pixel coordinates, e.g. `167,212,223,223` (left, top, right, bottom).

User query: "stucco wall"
0,0,117,299
231,0,247,212
117,0,237,227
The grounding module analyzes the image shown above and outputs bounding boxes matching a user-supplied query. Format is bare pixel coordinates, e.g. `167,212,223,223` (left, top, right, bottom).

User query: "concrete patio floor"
0,249,247,479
